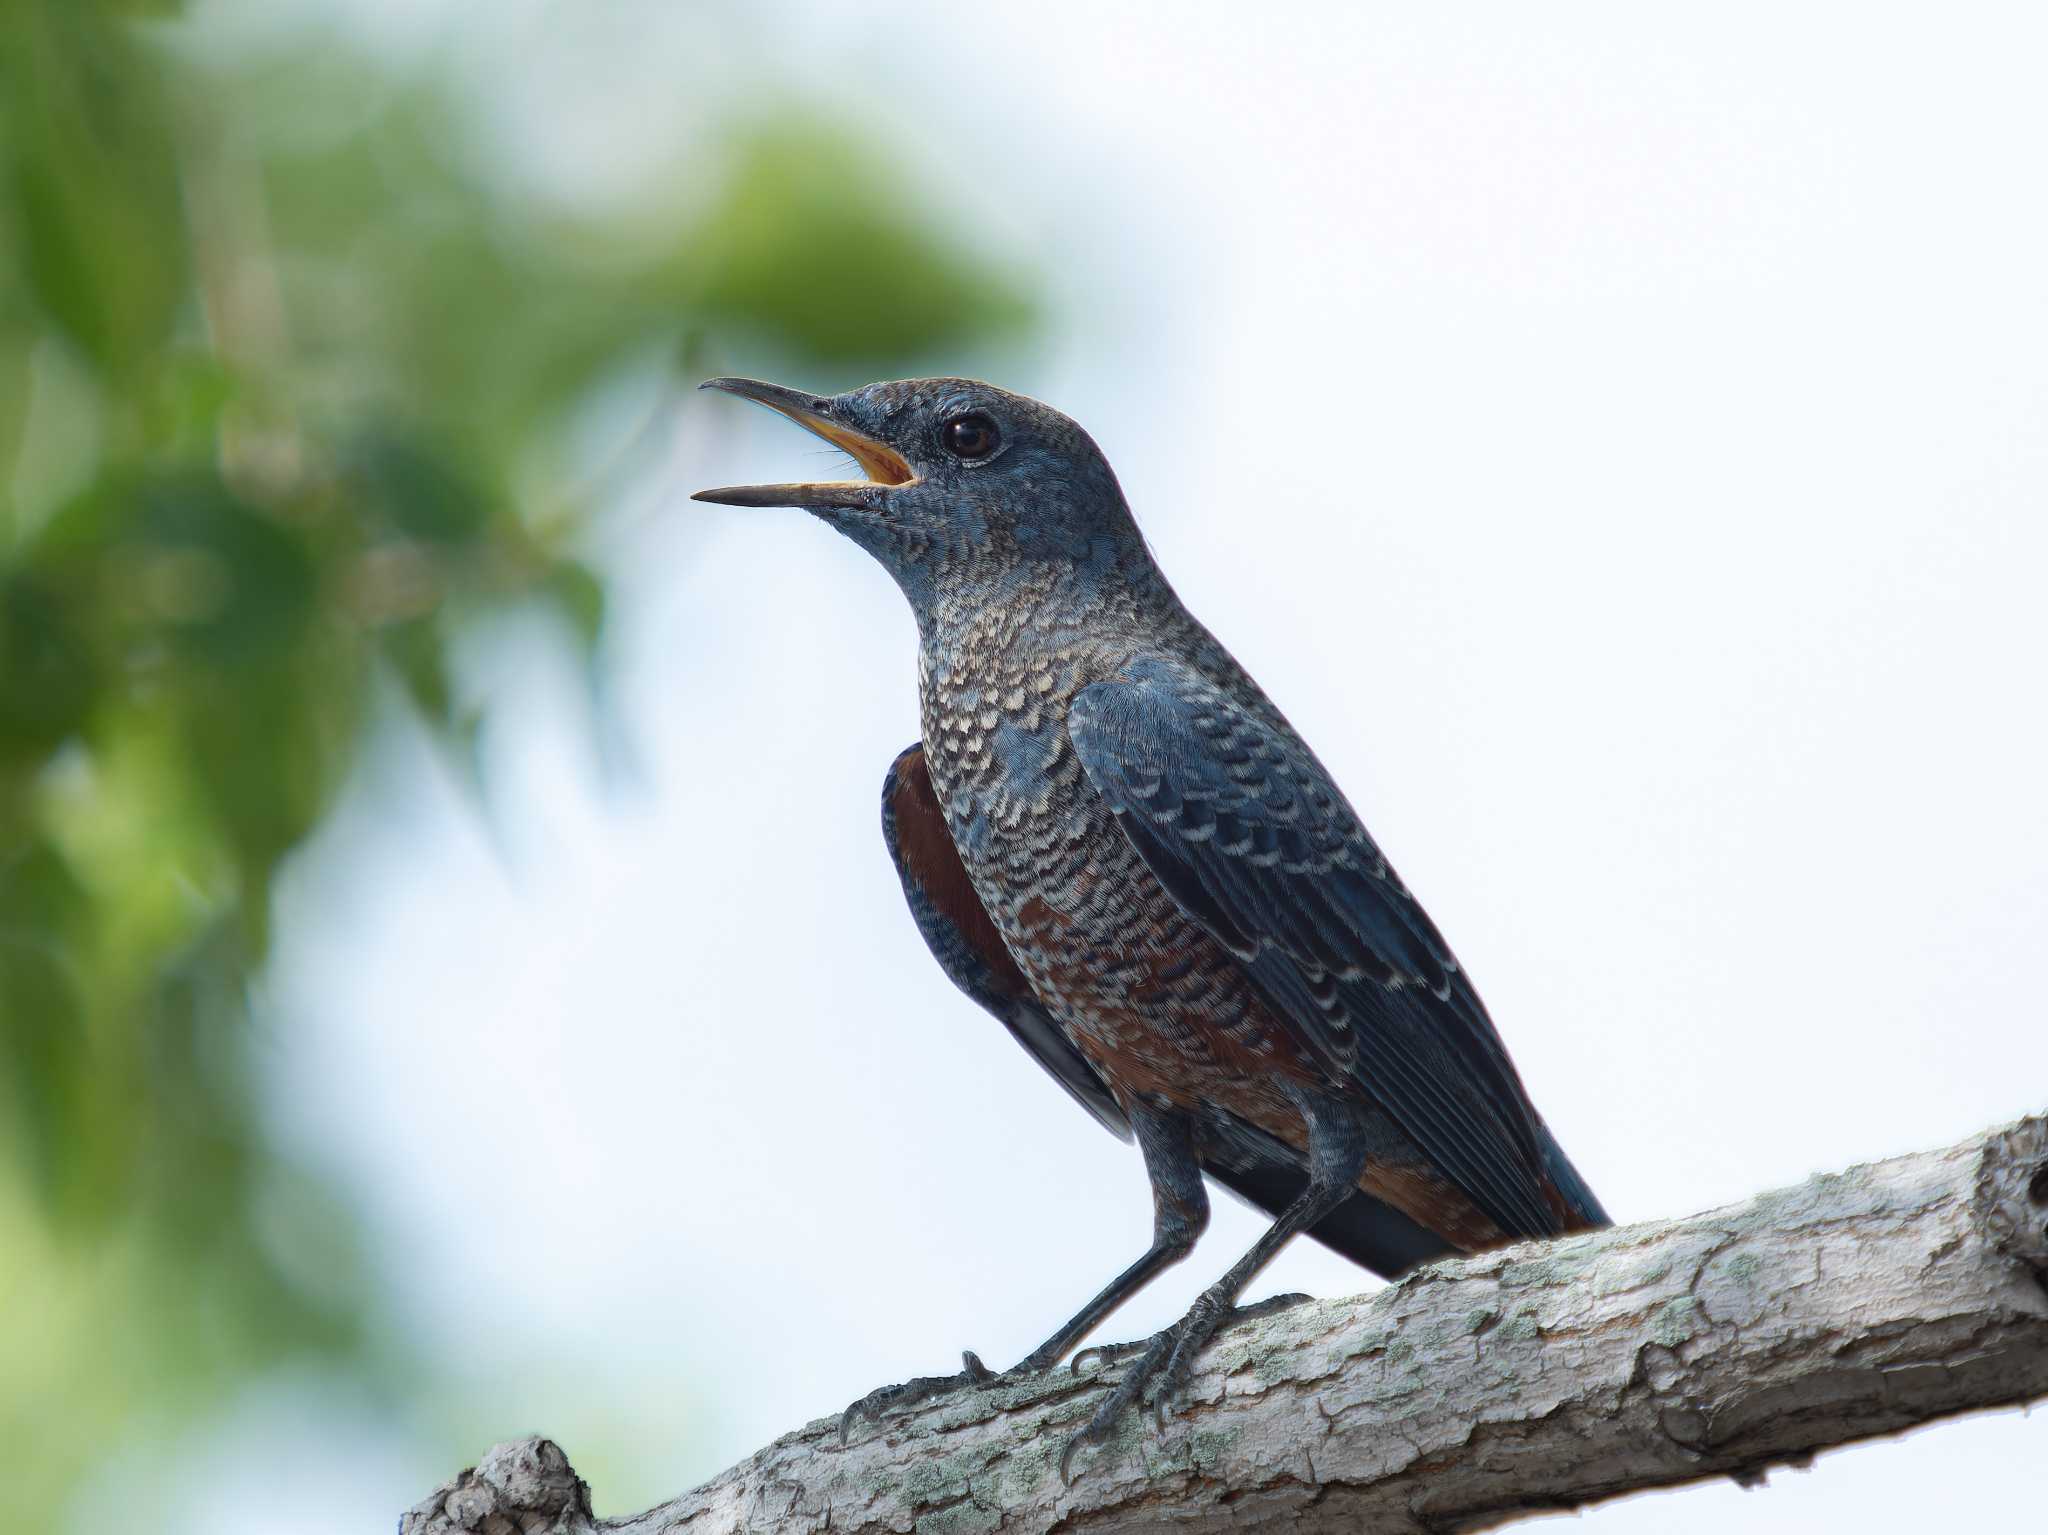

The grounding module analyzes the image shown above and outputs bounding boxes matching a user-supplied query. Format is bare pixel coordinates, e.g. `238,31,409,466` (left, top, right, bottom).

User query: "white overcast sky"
136,2,2045,1529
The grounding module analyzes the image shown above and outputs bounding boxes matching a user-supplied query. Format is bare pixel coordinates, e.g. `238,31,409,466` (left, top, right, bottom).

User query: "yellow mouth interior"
765,403,915,485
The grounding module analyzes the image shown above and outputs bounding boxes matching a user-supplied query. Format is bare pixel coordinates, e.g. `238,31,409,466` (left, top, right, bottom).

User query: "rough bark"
404,1114,2048,1534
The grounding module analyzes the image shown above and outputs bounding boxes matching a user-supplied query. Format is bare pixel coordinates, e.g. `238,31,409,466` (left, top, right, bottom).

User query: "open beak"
691,377,916,510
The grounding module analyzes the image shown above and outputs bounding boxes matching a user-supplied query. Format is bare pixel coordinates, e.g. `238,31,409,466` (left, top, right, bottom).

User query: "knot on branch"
1974,1113,2048,1276
401,1437,593,1535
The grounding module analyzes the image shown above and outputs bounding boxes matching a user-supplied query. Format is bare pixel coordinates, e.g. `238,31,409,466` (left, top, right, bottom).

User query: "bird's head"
692,376,1142,617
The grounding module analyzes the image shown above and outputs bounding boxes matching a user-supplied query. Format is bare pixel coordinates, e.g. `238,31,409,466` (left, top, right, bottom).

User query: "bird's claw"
1057,1326,1178,1483
1236,1290,1315,1321
837,1350,998,1447
1148,1293,1225,1426
960,1350,996,1382
1068,1337,1145,1377
1058,1416,1108,1485
1061,1293,1314,1479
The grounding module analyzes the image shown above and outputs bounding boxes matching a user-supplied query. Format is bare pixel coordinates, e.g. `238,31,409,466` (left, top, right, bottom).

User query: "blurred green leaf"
134,472,319,666
2,5,187,379
547,559,607,658
0,838,89,1207
0,571,101,770
352,429,492,547
0,935,83,1201
380,613,457,729
688,124,1035,362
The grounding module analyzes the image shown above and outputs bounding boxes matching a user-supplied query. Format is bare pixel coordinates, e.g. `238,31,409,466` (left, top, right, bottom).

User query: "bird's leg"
838,1105,1205,1446
1061,1091,1372,1481
1010,1106,1209,1371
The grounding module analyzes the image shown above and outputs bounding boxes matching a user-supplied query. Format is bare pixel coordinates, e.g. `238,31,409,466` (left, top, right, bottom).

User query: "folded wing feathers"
1069,672,1561,1240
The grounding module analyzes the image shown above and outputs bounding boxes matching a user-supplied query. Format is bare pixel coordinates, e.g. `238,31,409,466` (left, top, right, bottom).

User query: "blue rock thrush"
695,376,1609,1476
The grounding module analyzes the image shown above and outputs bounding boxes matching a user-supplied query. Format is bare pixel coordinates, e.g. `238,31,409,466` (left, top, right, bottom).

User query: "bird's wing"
1068,661,1586,1239
882,744,1131,1141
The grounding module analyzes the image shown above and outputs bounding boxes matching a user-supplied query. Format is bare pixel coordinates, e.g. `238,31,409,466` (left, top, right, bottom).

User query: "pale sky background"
115,2,2046,1529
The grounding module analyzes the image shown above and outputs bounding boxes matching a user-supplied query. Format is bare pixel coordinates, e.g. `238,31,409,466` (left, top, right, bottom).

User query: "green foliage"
687,125,1036,361
0,0,1033,1521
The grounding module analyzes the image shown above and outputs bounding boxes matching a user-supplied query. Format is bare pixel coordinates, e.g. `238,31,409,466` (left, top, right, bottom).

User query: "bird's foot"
1058,1291,1315,1482
1058,1326,1177,1483
837,1350,1000,1447
1220,1289,1317,1327
1067,1292,1313,1380
1067,1336,1148,1378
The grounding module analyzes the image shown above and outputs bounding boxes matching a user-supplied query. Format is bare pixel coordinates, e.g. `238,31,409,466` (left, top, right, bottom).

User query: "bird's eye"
941,413,1001,460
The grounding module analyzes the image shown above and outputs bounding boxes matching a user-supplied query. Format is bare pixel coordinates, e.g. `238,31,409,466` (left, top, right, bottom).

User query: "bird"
694,375,1609,1476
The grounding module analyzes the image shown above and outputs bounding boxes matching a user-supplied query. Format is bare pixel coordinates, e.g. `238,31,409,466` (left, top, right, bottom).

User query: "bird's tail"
1200,1110,1611,1279
1537,1121,1611,1231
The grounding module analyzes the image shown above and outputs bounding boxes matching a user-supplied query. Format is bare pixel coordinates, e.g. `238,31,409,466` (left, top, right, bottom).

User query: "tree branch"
405,1114,2048,1533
